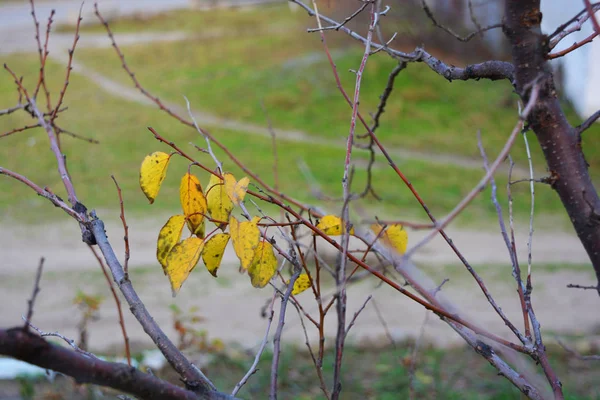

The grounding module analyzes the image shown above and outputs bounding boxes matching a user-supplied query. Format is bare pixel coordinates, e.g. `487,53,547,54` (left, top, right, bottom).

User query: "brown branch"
4,64,81,209
0,167,80,220
584,0,600,34
56,126,100,144
0,328,202,400
270,268,301,400
576,109,600,136
111,176,130,276
506,0,600,297
0,123,40,139
89,245,131,366
567,283,600,290
50,3,83,122
23,258,44,330
291,0,514,82
0,103,24,116
547,30,599,59
420,0,503,42
558,338,600,361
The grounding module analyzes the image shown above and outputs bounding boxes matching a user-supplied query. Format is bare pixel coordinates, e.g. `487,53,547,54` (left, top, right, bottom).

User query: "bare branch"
89,245,131,366
558,338,600,361
420,0,503,42
0,328,201,400
291,0,514,82
270,269,301,400
111,176,130,276
576,109,600,136
23,258,45,330
232,293,277,396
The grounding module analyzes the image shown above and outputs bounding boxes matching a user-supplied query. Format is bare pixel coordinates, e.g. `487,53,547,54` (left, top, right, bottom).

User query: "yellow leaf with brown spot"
371,223,408,254
223,173,249,206
202,233,230,277
156,215,186,274
316,215,354,236
166,237,204,296
291,273,312,295
206,174,233,223
180,172,207,236
140,151,171,203
248,241,277,288
229,216,260,270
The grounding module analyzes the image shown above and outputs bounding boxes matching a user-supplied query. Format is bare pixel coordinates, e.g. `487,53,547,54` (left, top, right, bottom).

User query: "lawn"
64,3,600,175
0,52,568,227
1,4,590,231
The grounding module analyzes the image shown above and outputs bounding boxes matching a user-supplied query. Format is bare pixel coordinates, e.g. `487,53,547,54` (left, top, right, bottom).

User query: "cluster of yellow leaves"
140,153,279,294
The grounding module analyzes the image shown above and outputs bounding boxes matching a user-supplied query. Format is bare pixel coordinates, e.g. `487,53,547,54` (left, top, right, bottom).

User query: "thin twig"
576,109,600,136
25,319,98,359
567,283,600,290
232,293,277,396
111,176,130,276
24,258,45,330
0,104,24,116
584,0,600,34
270,268,301,400
522,130,535,280
406,83,540,258
558,338,600,361
420,0,503,42
50,3,83,122
408,312,429,400
477,132,529,343
0,123,41,139
371,298,396,348
88,245,131,366
344,295,372,337
56,126,100,144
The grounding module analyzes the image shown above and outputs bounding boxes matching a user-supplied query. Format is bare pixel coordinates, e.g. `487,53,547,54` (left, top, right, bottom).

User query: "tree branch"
0,328,200,400
505,0,600,296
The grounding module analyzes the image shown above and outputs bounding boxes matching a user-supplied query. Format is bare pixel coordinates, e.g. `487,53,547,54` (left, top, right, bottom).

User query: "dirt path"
1,216,595,354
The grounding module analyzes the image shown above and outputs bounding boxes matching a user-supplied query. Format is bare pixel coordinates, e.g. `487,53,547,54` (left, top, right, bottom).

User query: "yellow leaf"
206,174,233,223
371,223,408,254
180,173,207,236
156,215,186,274
292,273,311,295
248,241,277,288
140,151,171,204
166,237,204,296
202,233,230,277
229,216,260,270
316,215,354,236
224,173,249,206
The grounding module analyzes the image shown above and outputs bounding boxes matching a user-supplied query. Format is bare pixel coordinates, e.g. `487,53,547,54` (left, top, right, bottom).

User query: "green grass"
170,342,599,399
0,51,571,228
68,4,600,176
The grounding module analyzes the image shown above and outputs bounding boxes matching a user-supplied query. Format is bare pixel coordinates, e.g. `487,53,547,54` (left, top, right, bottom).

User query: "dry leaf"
180,172,207,236
156,215,186,273
139,151,171,203
206,173,233,223
202,233,230,277
292,273,311,295
371,223,408,254
229,216,260,270
316,215,354,236
224,173,249,206
166,237,204,296
248,241,277,288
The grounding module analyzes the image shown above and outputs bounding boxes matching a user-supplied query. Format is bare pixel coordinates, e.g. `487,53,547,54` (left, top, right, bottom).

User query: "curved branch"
0,328,198,400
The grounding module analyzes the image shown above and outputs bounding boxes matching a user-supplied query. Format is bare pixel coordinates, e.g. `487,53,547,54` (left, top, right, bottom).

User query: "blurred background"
1,0,599,398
